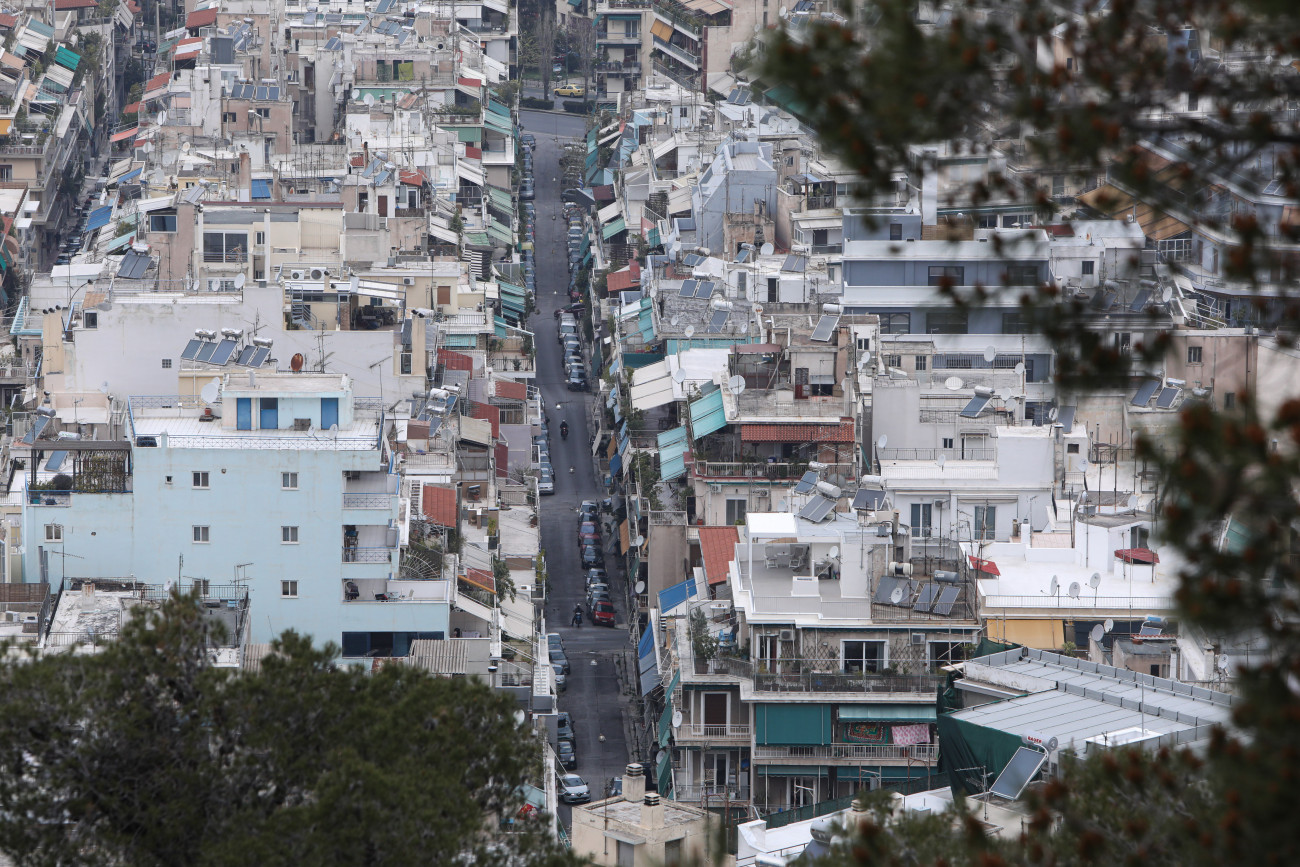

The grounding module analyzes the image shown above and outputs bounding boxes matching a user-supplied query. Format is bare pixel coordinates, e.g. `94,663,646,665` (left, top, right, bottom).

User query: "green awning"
455,127,481,143
689,388,726,439
656,752,673,795
464,231,489,247
757,766,829,777
601,216,626,239
623,352,664,369
838,704,937,722
494,316,510,337
487,98,510,117
756,704,833,745
443,333,478,348
487,220,514,247
484,111,513,135
487,187,512,211
54,46,81,71
106,231,135,252
498,280,526,298
500,295,526,314
764,85,810,118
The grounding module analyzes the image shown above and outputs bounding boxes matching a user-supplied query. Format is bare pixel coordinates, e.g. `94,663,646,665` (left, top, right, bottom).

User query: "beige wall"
1164,330,1256,411
1256,338,1300,434
571,799,716,867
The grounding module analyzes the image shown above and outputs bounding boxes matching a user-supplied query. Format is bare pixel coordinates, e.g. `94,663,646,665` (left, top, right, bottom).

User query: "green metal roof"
53,46,80,71
838,704,937,722
601,216,626,239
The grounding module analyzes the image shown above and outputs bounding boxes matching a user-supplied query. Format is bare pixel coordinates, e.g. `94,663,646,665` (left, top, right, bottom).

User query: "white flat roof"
745,512,798,538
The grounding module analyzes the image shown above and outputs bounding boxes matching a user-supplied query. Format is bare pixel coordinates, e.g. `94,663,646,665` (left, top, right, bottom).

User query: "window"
977,215,998,229
1001,311,1031,334
889,222,902,240
725,499,747,525
1130,526,1150,549
1081,260,1095,276
1002,213,1032,228
1052,175,1065,197
255,107,271,118
942,437,954,449
281,526,299,544
910,503,932,537
83,311,98,329
281,580,299,598
44,524,62,542
927,266,964,286
192,471,209,489
1224,392,1236,410
1187,346,1203,364
664,838,683,866
913,355,927,371
880,312,911,334
679,106,689,118
255,231,266,245
0,165,11,181
1067,443,1080,454
855,337,871,352
926,308,968,334
149,213,178,233
928,641,966,668
161,358,172,368
842,640,887,673
1187,92,1200,111
885,354,902,368
193,525,210,543
203,232,247,263
973,506,996,541
222,111,236,123
399,352,413,375
1005,264,1040,284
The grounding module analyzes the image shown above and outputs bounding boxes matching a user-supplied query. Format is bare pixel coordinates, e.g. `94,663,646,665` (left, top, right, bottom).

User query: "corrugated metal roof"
407,639,468,675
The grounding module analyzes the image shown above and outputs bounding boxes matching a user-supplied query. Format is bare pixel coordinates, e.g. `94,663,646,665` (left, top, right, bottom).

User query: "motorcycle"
572,605,583,628
560,421,569,440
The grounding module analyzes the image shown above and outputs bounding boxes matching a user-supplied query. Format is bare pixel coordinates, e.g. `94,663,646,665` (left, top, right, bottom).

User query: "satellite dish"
1090,624,1105,643
1049,576,1059,595
1068,581,1081,598
1047,406,1059,422
670,315,680,326
140,142,153,154
98,380,111,394
363,93,376,106
351,88,361,100
157,110,167,126
779,4,787,16
672,710,683,729
1104,618,1114,633
760,242,774,256
828,546,839,559
1076,458,1089,473
857,353,872,368
876,434,888,450
200,382,220,404
234,273,246,289
634,580,646,594
983,345,997,363
1089,572,1101,589
290,352,305,372
728,375,745,392
999,388,1014,401
937,453,946,468
634,535,645,547
944,376,964,390
181,141,191,153
672,369,686,383
889,585,905,604
684,325,695,338
1014,362,1026,376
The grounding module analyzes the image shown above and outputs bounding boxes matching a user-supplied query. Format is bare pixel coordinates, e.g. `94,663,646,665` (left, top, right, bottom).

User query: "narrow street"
522,113,632,826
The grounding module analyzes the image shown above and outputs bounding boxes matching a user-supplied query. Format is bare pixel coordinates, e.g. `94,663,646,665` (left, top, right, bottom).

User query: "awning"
456,160,484,187
1077,183,1190,241
486,186,512,212
85,205,113,231
1115,547,1159,564
461,568,496,595
968,556,1000,576
352,282,402,301
838,704,937,722
110,126,138,142
650,19,672,40
741,421,855,442
629,360,674,411
598,201,622,225
602,216,626,239
688,388,726,438
986,619,1064,649
733,343,781,355
658,576,696,614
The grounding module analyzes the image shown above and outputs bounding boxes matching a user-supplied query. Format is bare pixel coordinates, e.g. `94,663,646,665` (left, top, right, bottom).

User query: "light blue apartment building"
22,372,450,653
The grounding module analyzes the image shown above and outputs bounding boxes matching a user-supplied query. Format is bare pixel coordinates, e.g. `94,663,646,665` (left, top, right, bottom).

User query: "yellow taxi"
554,84,586,97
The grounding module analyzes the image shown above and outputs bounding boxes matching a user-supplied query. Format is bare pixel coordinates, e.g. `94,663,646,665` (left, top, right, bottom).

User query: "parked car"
548,632,565,653
520,183,535,200
557,739,578,769
557,711,575,742
553,663,567,692
559,773,590,803
554,84,585,97
577,521,600,546
588,599,616,627
578,501,600,522
586,586,610,608
567,371,589,392
585,567,608,587
521,133,536,149
548,647,569,676
581,545,603,569
538,466,555,495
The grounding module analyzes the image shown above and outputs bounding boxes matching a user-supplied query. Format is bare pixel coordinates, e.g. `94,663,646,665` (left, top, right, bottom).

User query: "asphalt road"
523,116,632,825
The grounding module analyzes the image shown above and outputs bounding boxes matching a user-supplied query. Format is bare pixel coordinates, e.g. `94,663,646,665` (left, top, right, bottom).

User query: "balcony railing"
754,742,939,763
597,29,643,43
678,722,750,739
597,0,651,7
753,672,944,694
693,461,854,482
652,35,700,67
202,251,248,264
342,546,395,563
674,784,751,803
596,61,643,74
878,447,996,462
808,243,843,255
342,493,394,509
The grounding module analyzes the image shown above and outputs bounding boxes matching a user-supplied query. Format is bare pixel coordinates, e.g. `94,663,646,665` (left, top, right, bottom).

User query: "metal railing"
754,742,939,762
878,447,996,462
753,672,943,694
917,408,1011,426
651,60,701,91
597,0,651,7
693,461,854,482
652,35,701,66
27,491,72,507
202,251,248,264
342,493,393,509
342,546,395,563
982,594,1173,610
674,784,751,803
678,722,750,739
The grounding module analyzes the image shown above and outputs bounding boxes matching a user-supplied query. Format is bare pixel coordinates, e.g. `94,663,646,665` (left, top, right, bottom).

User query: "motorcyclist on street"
572,605,582,627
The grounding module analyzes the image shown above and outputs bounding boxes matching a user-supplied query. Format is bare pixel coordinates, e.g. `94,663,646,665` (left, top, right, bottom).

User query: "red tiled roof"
592,184,615,203
1115,547,1159,565
186,7,217,29
470,400,500,440
438,348,474,372
968,556,1000,576
740,420,855,443
422,484,457,527
143,71,170,98
121,102,142,115
699,526,739,586
398,169,425,186
463,567,496,595
55,0,99,9
495,379,527,401
606,268,638,294
350,153,365,167
0,13,17,27
495,442,510,477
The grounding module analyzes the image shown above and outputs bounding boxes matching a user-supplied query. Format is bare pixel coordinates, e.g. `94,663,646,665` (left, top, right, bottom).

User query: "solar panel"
1056,405,1076,434
960,395,991,418
236,346,257,366
852,488,887,510
1129,289,1151,312
931,586,960,616
913,583,939,613
798,495,835,522
118,250,151,279
792,471,818,494
735,248,751,263
267,86,280,101
705,310,729,333
693,281,713,298
873,576,914,606
180,339,202,361
810,314,839,342
46,450,67,472
210,339,237,366
683,253,702,266
374,170,391,186
782,254,806,272
1138,624,1161,636
1132,379,1160,406
989,747,1047,800
255,86,268,101
736,88,751,106
1155,387,1180,409
249,346,271,367
727,88,742,104
21,416,49,444
325,36,342,50
194,341,218,363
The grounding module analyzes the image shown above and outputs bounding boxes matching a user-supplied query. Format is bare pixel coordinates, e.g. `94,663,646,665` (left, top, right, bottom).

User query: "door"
321,397,339,430
259,397,278,430
236,398,252,430
703,693,728,727
378,195,388,217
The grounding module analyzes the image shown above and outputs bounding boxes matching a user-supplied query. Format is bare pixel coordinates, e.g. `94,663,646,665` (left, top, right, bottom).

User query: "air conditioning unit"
779,629,794,642
310,268,326,280
888,562,914,577
293,418,311,431
910,632,925,646
708,483,722,493
289,269,305,280
402,276,414,285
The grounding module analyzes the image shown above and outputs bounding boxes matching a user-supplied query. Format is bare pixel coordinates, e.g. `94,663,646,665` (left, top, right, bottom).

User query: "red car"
588,599,616,627
577,521,600,546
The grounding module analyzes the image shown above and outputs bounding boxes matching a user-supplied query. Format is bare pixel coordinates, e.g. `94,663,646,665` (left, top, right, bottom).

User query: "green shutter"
755,704,834,745
838,704,937,722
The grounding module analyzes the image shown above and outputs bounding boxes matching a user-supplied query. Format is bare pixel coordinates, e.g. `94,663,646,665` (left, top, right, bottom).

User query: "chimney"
237,151,252,203
363,141,370,167
641,792,664,830
623,763,645,804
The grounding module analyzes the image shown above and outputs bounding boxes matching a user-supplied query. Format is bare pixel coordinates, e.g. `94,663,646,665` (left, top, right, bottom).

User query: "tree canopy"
756,0,1300,862
0,595,575,867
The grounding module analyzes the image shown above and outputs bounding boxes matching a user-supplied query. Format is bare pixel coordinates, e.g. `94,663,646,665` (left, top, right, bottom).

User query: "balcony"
202,251,249,264
596,0,651,8
753,742,939,764
676,722,751,743
674,784,751,803
342,492,394,509
596,61,643,75
596,29,643,44
342,578,451,602
652,35,700,68
878,447,996,462
753,672,944,695
342,546,396,564
693,461,854,484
